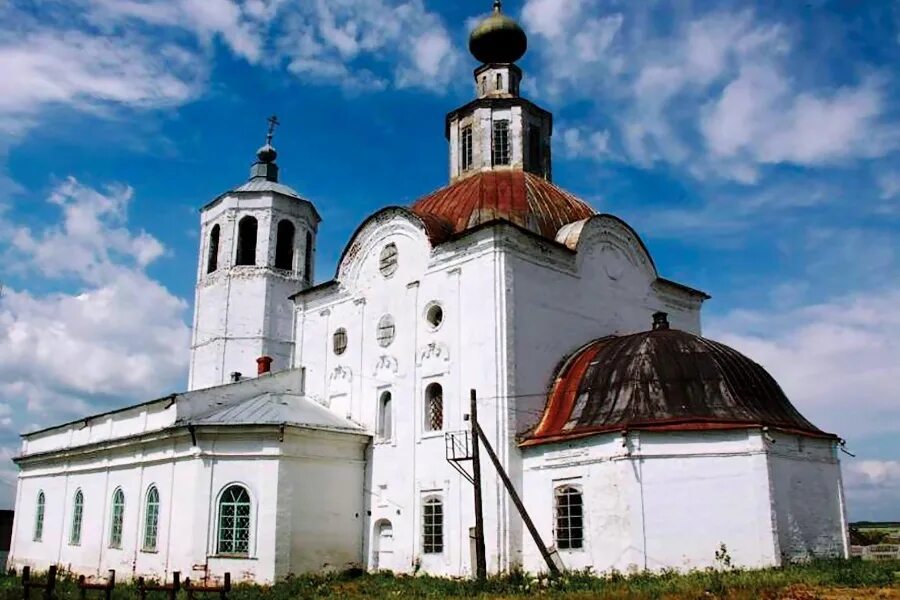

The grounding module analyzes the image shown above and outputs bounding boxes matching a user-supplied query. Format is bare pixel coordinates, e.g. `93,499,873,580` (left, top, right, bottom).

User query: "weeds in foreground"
0,558,896,599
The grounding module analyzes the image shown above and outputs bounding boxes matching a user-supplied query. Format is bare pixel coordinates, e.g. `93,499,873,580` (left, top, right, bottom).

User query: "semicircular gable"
565,214,658,281
336,206,435,284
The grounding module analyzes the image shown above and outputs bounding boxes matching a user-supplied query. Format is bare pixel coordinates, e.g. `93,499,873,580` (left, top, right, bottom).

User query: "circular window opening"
425,303,444,330
376,315,396,347
333,328,348,355
379,243,398,278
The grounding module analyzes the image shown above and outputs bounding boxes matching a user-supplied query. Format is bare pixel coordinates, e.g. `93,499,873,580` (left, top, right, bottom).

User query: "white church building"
8,2,849,584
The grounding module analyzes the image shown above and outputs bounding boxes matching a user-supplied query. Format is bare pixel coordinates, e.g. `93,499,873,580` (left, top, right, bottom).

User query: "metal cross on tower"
266,114,280,144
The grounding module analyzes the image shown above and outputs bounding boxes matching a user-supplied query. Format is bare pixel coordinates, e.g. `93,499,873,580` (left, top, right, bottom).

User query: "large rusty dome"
523,314,831,446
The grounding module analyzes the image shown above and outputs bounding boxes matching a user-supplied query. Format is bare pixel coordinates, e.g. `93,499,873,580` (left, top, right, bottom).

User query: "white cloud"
0,178,190,435
522,2,898,182
843,460,900,521
707,288,900,441
560,127,611,160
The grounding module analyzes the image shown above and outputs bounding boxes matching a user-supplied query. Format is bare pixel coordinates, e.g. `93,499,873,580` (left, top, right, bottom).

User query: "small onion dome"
469,1,527,64
522,325,834,447
256,143,277,164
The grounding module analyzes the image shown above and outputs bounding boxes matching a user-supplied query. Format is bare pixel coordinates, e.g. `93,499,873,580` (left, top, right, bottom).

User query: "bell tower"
447,0,552,182
188,117,320,390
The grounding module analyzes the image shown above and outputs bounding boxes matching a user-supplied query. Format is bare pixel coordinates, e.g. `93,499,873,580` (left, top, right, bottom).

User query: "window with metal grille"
333,328,348,355
425,383,443,432
143,486,160,551
554,485,584,550
70,490,83,546
422,497,443,554
217,485,251,555
109,488,125,548
379,243,398,277
34,491,45,542
377,315,395,347
377,391,392,440
207,224,220,274
236,216,258,266
492,120,510,166
460,126,473,172
275,220,295,270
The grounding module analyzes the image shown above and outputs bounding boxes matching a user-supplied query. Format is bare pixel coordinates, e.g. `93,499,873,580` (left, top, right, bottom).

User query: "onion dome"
256,143,277,164
523,313,832,447
469,1,528,64
410,170,595,243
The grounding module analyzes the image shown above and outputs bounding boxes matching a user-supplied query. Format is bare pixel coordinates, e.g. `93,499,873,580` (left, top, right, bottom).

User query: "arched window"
207,224,220,273
275,220,295,270
377,391,392,440
425,383,443,432
422,496,443,554
70,489,84,546
554,485,583,550
236,216,258,266
496,73,502,91
304,231,314,282
33,491,45,542
143,486,160,551
217,485,251,555
109,488,125,548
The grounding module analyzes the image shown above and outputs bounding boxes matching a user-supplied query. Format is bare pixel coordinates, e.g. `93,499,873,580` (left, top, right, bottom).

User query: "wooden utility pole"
470,389,488,581
472,414,561,577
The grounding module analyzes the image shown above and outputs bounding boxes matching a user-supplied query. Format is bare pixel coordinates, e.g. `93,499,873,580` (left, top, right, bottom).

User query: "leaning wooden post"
473,421,561,576
470,390,487,581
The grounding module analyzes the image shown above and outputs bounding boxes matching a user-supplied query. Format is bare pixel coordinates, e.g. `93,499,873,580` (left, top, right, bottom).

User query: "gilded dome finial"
469,1,527,64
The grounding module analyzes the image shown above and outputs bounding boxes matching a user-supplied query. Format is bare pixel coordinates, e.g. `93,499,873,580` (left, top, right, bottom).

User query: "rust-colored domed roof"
410,171,596,243
523,322,831,447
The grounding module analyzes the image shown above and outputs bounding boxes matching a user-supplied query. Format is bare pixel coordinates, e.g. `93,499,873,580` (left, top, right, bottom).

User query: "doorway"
372,519,393,571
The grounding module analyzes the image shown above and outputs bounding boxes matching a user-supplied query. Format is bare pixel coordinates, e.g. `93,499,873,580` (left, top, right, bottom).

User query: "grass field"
0,559,898,599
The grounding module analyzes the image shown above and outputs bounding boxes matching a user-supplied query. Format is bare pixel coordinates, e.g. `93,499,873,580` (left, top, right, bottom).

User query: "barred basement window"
422,497,443,554
70,489,83,546
377,315,396,347
143,486,160,551
217,485,251,555
425,383,443,432
379,243,398,277
460,126,473,172
492,120,510,166
109,488,125,548
333,328,348,356
554,485,583,550
34,491,45,542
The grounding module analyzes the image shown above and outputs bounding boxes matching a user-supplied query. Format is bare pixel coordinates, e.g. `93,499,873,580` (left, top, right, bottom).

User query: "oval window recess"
333,328,348,355
377,315,396,348
425,303,444,330
379,244,398,278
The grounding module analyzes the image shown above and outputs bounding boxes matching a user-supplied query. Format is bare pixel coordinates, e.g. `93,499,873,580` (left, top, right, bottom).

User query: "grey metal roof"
182,392,364,433
231,178,304,199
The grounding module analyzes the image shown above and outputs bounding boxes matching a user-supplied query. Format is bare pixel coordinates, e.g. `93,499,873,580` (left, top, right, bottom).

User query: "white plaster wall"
522,430,782,574
766,433,848,561
189,191,318,391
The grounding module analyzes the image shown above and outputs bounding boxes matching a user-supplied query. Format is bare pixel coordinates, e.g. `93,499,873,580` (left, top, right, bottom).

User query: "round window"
379,243,398,278
376,315,396,347
333,328,348,355
425,303,444,330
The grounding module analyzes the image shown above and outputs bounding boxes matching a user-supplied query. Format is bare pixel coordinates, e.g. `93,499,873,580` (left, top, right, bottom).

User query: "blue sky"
0,0,898,519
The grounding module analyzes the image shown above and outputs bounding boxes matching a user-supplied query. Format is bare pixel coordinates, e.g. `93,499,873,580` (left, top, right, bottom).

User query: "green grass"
0,559,897,600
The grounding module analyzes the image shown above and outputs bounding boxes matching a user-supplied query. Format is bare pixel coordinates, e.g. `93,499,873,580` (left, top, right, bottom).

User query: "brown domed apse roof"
410,171,596,243
523,326,832,447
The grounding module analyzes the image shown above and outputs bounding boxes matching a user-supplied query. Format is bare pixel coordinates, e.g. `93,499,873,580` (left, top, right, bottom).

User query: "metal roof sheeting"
523,328,833,447
182,392,364,433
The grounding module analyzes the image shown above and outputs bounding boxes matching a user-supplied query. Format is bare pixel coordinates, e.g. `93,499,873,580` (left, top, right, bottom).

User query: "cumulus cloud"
521,2,899,182
843,461,900,521
559,126,612,160
0,178,190,434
